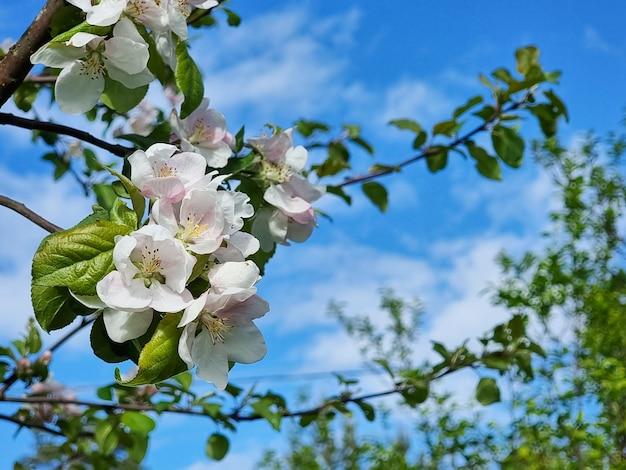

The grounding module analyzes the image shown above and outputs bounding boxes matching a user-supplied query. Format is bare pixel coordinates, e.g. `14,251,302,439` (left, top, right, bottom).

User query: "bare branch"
24,74,57,84
337,95,530,188
0,113,132,157
0,0,65,106
0,195,61,233
0,412,66,437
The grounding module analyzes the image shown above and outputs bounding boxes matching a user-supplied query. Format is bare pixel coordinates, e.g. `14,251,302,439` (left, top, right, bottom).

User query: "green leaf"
101,78,148,114
137,24,171,84
491,125,524,168
105,168,145,224
361,182,388,212
356,401,376,421
389,118,422,133
466,141,501,181
432,119,459,137
13,82,39,112
515,46,540,75
251,398,283,431
176,41,204,119
31,221,132,331
316,142,350,177
93,184,118,211
295,119,330,137
50,21,110,44
544,89,569,122
95,419,119,455
401,379,429,407
223,8,241,26
413,131,427,149
476,377,501,405
25,319,42,355
109,198,137,229
453,95,483,118
50,5,84,37
426,147,448,172
326,185,351,205
115,314,187,386
206,433,230,461
121,412,155,435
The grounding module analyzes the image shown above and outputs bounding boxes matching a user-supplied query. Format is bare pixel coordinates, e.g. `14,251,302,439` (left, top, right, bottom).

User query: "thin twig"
0,195,61,233
337,96,529,188
0,413,66,437
0,113,132,157
0,0,64,106
24,74,57,84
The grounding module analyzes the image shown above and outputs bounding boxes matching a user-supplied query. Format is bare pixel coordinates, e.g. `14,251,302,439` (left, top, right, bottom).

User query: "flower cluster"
73,140,270,389
250,129,325,250
30,0,218,114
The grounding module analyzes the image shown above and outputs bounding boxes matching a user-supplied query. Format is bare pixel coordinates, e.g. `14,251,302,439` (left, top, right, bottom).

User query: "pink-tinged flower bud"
40,350,52,365
18,358,31,369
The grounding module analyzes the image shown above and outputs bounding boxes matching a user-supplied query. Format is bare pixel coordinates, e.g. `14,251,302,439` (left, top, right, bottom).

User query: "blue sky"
1,0,626,468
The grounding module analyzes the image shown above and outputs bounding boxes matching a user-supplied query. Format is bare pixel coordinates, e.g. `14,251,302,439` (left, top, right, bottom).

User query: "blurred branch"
0,195,61,233
338,93,532,187
24,74,57,84
0,112,132,157
0,412,66,437
0,0,64,106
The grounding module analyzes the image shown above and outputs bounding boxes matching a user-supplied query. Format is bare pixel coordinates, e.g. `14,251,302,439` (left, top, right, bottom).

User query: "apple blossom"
67,0,166,29
249,129,325,250
30,18,153,114
115,99,158,137
178,261,268,389
171,98,234,168
128,143,208,203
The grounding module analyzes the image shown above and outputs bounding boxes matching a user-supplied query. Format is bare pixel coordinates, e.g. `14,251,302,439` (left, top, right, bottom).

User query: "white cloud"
381,79,452,127
583,26,622,56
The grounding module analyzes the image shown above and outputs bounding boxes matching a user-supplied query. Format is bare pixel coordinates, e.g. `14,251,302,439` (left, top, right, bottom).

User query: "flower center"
80,52,105,81
178,213,208,242
175,0,192,18
188,119,219,145
126,0,150,17
200,312,231,345
133,246,165,286
260,160,291,184
156,162,177,177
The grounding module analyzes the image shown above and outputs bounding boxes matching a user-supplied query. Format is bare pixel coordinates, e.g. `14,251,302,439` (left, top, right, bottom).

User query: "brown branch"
0,317,94,398
337,95,530,188
0,195,61,233
0,113,132,157
25,74,57,84
0,0,65,107
0,412,66,437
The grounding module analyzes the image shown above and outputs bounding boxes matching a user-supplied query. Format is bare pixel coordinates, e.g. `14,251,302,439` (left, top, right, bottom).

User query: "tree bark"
0,0,64,107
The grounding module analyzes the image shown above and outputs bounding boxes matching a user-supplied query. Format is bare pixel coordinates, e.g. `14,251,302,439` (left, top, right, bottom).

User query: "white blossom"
31,18,153,114
249,129,325,250
178,261,268,389
128,143,209,203
171,98,234,168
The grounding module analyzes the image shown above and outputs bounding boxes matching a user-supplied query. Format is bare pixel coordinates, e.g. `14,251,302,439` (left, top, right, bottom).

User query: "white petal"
192,0,219,8
103,308,153,343
208,261,260,290
268,209,289,243
106,62,153,89
31,44,83,67
66,0,92,12
169,152,207,185
128,149,154,189
287,174,325,203
69,291,106,309
180,292,208,326
251,207,279,251
178,322,197,367
191,330,229,389
196,142,232,169
228,232,260,257
168,6,189,40
264,184,311,215
55,60,104,114
287,217,315,243
67,33,102,48
112,17,145,43
105,37,149,75
148,283,191,312
146,143,178,160
150,200,179,236
223,294,270,323
96,271,151,312
224,322,267,364
141,176,186,203
86,0,126,26
112,234,138,281
284,145,308,172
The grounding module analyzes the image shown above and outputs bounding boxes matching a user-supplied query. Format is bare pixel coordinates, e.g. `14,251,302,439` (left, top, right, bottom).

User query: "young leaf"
361,182,388,212
491,125,524,168
389,118,422,133
206,433,230,461
115,314,187,386
476,377,501,405
176,41,204,119
101,78,148,114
